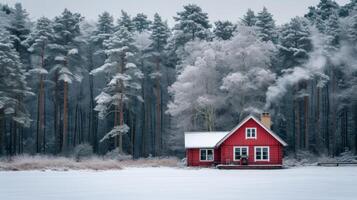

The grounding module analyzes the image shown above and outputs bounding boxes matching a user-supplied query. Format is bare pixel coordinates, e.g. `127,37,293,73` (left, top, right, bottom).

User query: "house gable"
215,115,288,147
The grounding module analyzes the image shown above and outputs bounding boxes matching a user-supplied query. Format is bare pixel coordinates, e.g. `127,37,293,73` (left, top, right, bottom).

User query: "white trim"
254,146,270,162
233,146,249,161
245,127,257,139
199,148,214,162
215,115,288,147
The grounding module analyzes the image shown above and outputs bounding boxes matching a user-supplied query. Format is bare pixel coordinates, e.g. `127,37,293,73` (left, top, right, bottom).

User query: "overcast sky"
2,0,351,26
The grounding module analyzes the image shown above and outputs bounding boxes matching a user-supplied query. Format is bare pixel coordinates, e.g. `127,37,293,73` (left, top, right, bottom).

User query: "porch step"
216,164,283,169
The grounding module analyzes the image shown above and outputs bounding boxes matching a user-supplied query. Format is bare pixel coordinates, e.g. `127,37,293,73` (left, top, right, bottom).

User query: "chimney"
261,112,271,129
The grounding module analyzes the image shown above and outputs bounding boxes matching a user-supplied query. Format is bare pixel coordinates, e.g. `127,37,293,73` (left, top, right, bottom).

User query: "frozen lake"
0,166,356,200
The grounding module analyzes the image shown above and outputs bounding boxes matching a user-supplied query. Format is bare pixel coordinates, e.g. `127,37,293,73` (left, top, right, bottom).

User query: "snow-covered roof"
184,132,229,148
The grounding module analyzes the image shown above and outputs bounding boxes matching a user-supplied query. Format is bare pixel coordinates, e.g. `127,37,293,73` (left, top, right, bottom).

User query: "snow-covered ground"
0,167,356,200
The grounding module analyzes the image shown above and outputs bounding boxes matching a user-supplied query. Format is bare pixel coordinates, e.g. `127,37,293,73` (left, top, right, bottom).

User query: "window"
233,146,249,161
200,149,214,161
246,128,257,139
255,146,269,161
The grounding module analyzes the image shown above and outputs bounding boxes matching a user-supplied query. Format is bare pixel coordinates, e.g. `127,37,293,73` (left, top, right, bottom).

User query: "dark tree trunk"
155,57,162,156
0,109,4,155
62,81,68,153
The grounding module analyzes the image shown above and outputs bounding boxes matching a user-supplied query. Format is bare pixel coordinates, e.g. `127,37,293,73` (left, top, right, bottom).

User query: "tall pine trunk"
0,109,3,155
304,86,309,149
62,81,68,152
36,44,46,153
88,49,98,153
155,58,162,156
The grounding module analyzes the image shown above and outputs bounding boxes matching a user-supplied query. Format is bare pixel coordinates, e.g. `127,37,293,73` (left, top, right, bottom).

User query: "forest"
0,0,356,159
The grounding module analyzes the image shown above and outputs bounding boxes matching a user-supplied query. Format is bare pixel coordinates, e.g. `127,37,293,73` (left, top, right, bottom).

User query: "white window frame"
254,146,270,162
199,149,214,162
233,146,249,161
245,127,257,139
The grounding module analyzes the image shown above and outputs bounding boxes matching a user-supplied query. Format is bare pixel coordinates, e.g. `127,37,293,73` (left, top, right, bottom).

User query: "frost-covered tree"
213,20,237,40
173,4,211,42
85,12,115,152
278,17,312,68
133,13,151,33
316,0,340,20
117,10,134,32
50,9,83,152
325,12,340,48
6,3,31,67
255,7,276,42
170,4,212,70
348,8,357,42
22,17,53,153
242,9,257,26
220,26,277,118
91,26,142,153
168,26,276,132
168,40,224,131
96,11,114,35
0,30,32,154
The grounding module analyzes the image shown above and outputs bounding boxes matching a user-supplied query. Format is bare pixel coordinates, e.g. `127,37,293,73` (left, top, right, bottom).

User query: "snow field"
0,166,356,200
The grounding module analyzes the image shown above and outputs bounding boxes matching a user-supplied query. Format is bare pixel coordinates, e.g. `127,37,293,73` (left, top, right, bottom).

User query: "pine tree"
242,9,257,26
213,20,236,40
22,17,53,153
279,17,312,67
325,12,340,48
117,10,134,32
278,17,313,151
6,3,30,67
86,12,115,153
50,9,83,153
149,13,170,155
348,9,357,42
173,4,211,41
316,0,339,20
96,11,114,35
91,26,143,153
133,13,151,33
0,30,32,155
305,0,339,22
255,7,276,42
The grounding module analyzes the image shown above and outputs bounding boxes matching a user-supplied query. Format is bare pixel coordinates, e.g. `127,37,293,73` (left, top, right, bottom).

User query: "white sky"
1,0,351,26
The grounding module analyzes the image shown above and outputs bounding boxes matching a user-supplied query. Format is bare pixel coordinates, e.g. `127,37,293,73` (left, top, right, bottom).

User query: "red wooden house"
185,113,288,169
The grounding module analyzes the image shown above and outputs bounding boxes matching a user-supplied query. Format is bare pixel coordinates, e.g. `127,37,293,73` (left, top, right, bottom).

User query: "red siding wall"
219,118,283,165
186,148,220,167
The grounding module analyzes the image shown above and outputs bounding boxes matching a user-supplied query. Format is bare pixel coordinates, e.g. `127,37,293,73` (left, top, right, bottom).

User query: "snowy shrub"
284,151,319,167
73,143,94,161
336,150,357,162
104,148,133,161
119,156,181,168
0,155,122,171
0,155,181,171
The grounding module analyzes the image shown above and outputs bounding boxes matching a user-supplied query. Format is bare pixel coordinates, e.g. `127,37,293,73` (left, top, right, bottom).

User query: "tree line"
0,0,356,158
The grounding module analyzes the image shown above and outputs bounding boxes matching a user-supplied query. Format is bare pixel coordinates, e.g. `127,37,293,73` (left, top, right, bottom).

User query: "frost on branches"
168,26,277,131
91,25,143,142
0,30,32,127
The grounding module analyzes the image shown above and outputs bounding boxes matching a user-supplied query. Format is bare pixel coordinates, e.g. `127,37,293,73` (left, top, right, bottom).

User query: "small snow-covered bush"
104,148,132,161
284,151,320,167
119,156,181,168
336,150,357,162
73,143,93,161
